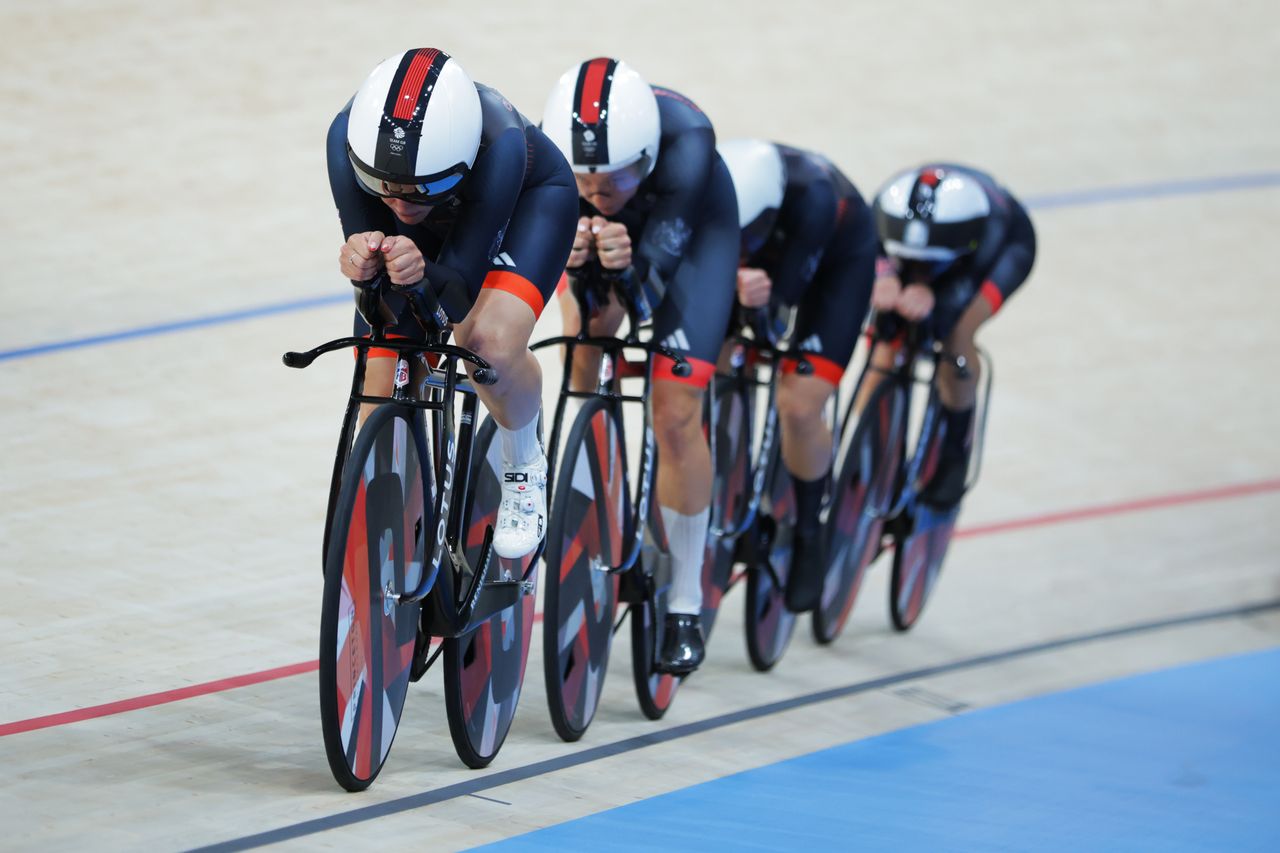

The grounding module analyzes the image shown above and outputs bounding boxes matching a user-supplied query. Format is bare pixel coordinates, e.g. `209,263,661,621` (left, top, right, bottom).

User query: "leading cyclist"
326,48,578,560
542,59,740,673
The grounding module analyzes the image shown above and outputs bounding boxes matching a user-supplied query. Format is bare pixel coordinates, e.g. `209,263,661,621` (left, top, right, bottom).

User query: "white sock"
662,505,710,615
499,415,542,467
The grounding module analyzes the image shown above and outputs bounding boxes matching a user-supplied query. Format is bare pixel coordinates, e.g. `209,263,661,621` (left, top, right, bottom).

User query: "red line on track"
954,478,1280,540
4,477,1278,738
0,660,318,737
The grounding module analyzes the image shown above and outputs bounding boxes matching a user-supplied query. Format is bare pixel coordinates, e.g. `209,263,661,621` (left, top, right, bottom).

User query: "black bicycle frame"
285,275,524,640
843,313,994,522
530,270,688,576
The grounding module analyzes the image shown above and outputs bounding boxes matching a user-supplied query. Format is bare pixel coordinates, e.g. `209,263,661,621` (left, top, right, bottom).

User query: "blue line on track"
3,170,1278,365
0,293,349,364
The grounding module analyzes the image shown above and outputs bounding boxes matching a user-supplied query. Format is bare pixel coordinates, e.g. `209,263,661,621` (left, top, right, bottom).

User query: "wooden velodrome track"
2,1,1277,849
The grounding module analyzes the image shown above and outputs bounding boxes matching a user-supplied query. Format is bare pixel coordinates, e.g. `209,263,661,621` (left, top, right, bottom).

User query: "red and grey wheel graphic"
444,417,538,767
745,458,796,672
709,377,752,538
890,423,958,631
543,400,628,742
702,378,751,642
631,560,680,720
813,382,907,645
319,405,427,791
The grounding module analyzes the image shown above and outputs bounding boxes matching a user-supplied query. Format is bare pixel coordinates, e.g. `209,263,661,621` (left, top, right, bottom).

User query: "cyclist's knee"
776,375,828,429
651,382,705,454
456,323,531,380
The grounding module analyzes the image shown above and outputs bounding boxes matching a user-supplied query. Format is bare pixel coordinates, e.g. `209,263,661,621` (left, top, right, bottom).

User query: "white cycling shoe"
492,455,548,560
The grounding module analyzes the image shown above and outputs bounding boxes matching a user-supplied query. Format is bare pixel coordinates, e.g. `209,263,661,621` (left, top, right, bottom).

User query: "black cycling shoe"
920,448,970,510
656,613,705,675
783,526,825,613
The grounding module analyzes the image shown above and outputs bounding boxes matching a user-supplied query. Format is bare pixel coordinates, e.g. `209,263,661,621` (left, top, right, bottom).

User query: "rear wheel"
890,408,958,631
318,404,428,791
813,380,908,644
630,553,681,720
542,399,628,741
443,416,538,767
630,486,681,720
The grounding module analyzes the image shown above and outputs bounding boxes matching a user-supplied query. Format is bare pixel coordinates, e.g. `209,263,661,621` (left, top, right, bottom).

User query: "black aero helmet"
874,165,989,261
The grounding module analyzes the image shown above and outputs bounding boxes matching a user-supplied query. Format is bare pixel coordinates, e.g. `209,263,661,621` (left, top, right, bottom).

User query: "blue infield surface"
478,647,1280,851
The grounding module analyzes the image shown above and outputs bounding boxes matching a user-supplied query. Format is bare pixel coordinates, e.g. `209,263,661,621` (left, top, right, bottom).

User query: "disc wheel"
702,375,752,642
813,380,908,644
542,398,628,741
318,404,428,791
744,444,797,672
443,416,538,767
890,413,958,631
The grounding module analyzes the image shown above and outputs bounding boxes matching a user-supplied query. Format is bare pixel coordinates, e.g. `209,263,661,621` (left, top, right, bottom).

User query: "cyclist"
542,59,739,673
327,48,578,560
869,163,1036,508
717,139,877,613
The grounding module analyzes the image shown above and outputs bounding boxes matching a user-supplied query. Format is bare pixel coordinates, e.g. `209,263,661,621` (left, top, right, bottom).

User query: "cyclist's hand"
736,267,772,308
342,231,386,281
379,235,425,287
896,283,935,321
568,216,595,269
591,216,632,270
871,267,902,312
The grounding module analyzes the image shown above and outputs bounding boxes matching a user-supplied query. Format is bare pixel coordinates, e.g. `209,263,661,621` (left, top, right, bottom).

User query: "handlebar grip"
672,360,692,378
282,351,314,369
472,367,500,386
794,357,814,376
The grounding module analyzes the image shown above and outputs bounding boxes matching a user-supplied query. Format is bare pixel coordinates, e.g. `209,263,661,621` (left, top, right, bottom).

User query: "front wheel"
813,380,908,645
744,446,797,671
318,404,428,791
889,414,958,631
443,416,538,767
542,398,628,741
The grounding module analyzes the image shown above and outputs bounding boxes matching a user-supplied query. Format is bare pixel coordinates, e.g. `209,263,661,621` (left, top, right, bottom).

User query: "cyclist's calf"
777,372,836,482
937,297,993,411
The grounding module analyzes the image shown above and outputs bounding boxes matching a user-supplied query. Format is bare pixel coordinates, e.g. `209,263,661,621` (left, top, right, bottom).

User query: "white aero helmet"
718,139,786,256
874,165,991,261
542,58,660,178
347,48,482,203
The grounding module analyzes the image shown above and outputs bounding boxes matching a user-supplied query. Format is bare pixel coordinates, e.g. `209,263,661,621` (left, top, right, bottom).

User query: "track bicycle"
285,273,538,790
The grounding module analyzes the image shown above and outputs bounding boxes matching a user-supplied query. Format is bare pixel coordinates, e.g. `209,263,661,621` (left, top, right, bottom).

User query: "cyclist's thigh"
650,156,739,389
971,201,1037,321
474,156,579,320
791,219,877,386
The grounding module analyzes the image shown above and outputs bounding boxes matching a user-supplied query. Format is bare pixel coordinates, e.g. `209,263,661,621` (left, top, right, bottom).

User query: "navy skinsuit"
328,83,578,346
742,144,877,384
576,86,739,386
884,164,1036,339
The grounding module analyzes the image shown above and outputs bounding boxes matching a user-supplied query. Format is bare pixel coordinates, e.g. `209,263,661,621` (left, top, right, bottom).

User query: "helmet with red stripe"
542,58,660,182
874,165,990,262
346,48,482,204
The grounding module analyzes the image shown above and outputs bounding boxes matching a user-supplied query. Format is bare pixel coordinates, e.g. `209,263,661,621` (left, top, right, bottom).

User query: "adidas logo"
661,328,691,351
492,252,516,267
799,334,823,352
